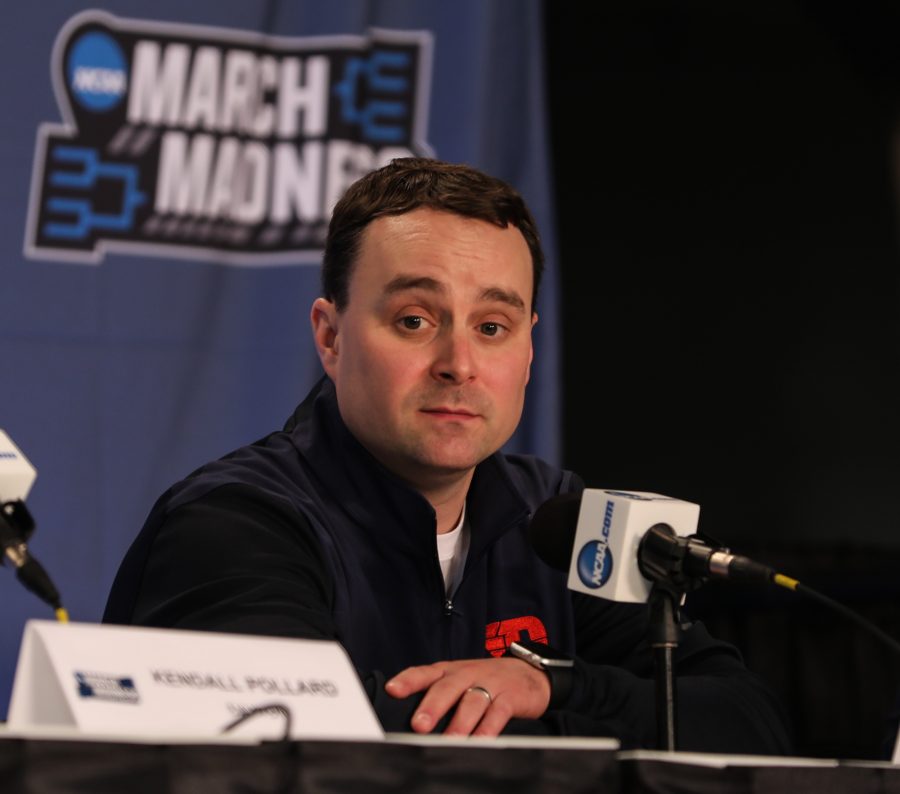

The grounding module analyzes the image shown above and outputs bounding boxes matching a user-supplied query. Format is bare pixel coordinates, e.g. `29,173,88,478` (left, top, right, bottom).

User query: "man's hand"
384,657,550,736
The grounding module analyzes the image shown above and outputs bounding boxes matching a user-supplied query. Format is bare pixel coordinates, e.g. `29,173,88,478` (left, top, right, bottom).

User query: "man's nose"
431,326,475,384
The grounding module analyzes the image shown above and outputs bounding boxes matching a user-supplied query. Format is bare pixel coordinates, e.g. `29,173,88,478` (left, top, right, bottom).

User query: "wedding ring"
466,685,493,704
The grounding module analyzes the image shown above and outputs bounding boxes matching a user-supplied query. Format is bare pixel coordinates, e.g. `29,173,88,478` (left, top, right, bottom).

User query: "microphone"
529,489,705,752
0,428,37,503
637,523,776,587
0,429,66,617
531,488,900,753
529,489,701,603
529,489,900,661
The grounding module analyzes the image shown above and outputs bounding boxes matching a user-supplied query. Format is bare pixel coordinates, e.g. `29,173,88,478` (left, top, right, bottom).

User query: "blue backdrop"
0,1,559,717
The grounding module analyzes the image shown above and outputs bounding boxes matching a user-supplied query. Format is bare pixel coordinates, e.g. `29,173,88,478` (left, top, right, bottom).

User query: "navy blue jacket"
104,378,791,752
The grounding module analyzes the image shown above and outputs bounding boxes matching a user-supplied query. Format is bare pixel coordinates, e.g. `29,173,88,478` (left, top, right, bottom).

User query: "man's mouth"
422,407,479,419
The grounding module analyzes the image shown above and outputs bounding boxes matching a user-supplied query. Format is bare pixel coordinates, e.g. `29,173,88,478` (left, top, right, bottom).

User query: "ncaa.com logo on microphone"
576,499,615,588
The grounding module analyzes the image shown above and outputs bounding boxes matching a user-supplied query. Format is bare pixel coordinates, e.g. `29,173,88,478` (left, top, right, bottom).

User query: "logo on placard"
26,10,434,264
75,671,140,703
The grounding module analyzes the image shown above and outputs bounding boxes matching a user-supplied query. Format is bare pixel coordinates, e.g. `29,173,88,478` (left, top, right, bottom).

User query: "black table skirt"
0,737,897,794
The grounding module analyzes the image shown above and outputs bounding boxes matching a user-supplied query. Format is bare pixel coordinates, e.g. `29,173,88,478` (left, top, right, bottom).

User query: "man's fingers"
385,663,467,733
408,673,480,732
472,695,515,737
384,657,551,735
385,664,446,698
444,686,494,736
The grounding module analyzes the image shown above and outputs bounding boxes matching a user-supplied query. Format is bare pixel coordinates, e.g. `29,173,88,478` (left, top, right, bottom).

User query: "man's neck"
417,471,474,535
357,436,476,534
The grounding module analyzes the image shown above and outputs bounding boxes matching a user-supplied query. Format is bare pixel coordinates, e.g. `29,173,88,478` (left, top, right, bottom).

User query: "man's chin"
394,449,491,484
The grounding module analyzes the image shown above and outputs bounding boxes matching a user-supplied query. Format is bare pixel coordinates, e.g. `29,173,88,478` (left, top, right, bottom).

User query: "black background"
546,1,900,759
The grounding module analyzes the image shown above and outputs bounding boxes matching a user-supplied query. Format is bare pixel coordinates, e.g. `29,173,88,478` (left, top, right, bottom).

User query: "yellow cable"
54,607,69,623
773,573,799,591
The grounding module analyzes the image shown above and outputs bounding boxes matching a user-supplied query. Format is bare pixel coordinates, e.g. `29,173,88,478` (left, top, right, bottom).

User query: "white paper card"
7,620,384,742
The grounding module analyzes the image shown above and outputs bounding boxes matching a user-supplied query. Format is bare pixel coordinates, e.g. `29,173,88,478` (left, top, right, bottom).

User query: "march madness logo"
25,10,434,264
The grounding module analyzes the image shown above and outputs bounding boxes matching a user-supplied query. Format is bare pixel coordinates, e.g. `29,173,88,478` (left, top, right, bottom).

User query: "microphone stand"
635,519,900,753
638,523,707,752
647,580,682,751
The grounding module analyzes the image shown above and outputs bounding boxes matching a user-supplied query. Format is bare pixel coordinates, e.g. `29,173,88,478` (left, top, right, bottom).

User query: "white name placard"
7,620,384,742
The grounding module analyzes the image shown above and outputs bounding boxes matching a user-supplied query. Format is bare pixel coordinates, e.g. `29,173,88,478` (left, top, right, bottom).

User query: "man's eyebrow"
382,276,527,313
480,287,526,313
383,275,447,296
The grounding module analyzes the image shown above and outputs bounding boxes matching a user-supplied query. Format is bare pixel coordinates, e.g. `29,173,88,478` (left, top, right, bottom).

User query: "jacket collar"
285,377,530,559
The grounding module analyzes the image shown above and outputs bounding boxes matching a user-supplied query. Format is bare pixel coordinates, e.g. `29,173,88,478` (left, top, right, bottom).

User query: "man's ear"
310,298,340,378
525,311,538,384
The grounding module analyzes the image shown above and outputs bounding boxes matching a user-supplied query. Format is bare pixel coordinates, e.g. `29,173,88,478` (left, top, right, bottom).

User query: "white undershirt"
436,502,469,597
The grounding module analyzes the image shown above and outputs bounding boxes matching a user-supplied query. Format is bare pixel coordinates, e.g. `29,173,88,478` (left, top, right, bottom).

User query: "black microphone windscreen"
527,492,582,572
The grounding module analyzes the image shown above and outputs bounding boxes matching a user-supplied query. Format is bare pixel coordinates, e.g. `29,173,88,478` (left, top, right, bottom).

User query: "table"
0,731,898,793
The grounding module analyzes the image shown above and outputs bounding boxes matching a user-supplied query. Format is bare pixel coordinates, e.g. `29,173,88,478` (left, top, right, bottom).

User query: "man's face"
311,208,536,491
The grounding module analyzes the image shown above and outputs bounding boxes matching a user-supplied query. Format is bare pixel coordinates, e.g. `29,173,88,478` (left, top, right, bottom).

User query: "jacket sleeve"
127,484,337,638
551,591,794,753
119,483,424,731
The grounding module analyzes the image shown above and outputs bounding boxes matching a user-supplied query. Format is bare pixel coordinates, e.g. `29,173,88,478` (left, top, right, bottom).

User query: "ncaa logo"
577,540,614,589
67,30,127,112
74,671,139,704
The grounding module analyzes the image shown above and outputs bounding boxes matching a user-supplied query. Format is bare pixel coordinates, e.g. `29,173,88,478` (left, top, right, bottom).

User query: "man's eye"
480,322,501,336
400,316,424,330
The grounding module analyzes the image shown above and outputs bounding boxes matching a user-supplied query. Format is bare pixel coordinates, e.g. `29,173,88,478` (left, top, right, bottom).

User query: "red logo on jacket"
485,617,548,657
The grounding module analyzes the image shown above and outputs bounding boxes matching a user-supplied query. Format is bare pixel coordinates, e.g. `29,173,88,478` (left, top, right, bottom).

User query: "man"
104,158,790,750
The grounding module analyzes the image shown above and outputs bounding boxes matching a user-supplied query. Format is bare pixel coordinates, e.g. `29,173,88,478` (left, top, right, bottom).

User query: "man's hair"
322,157,544,312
